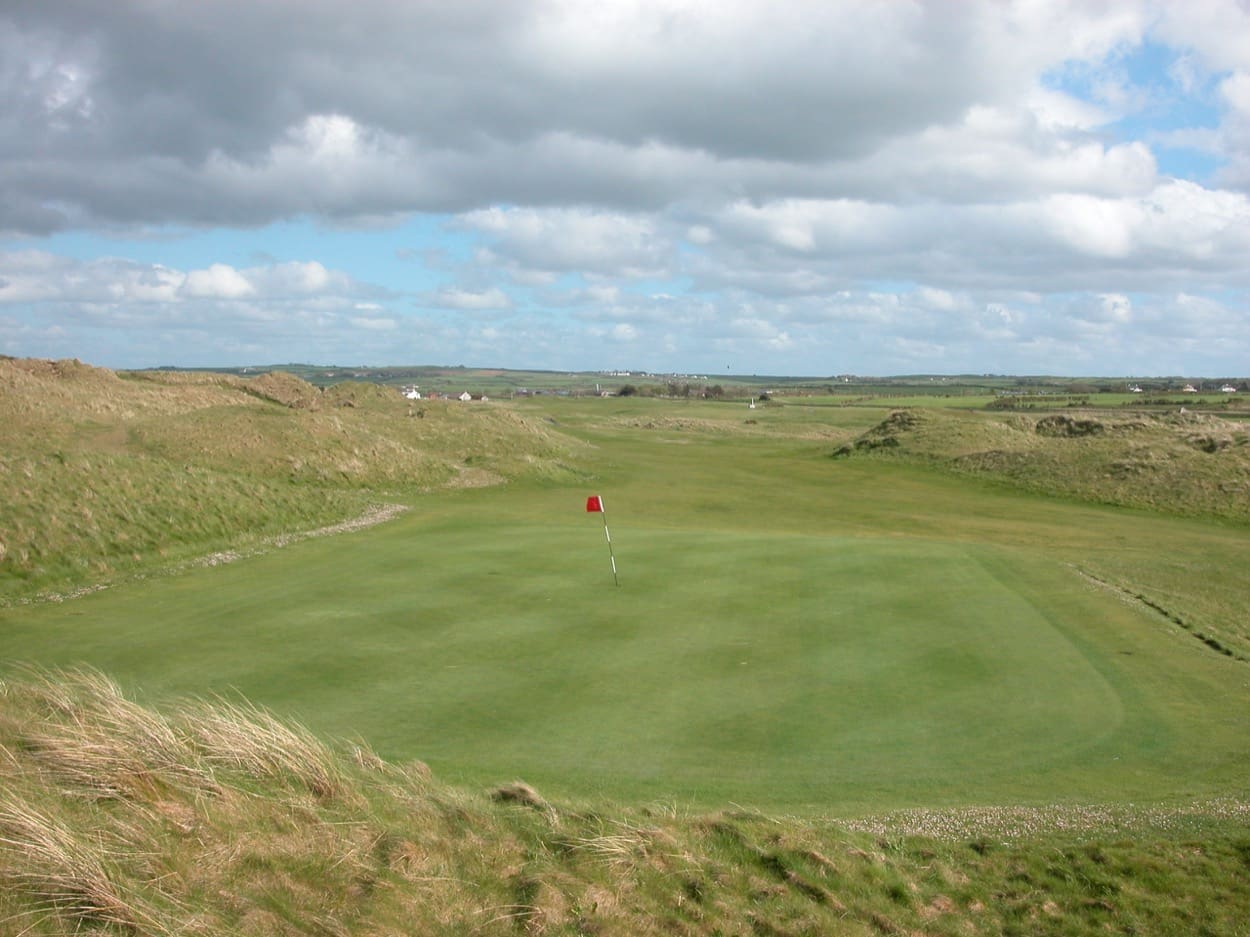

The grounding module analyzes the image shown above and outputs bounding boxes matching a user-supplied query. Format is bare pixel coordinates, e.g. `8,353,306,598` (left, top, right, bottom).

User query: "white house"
458,391,472,402
1221,385,1238,393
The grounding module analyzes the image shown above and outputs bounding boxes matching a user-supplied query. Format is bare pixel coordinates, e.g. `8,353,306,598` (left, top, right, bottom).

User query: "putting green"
5,494,1240,813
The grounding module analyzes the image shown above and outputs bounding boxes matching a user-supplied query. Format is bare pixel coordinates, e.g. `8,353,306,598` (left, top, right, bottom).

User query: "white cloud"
426,287,513,310
718,199,899,253
462,207,668,277
1026,87,1112,131
1099,293,1133,323
1040,194,1138,258
181,264,255,299
916,287,960,311
0,250,374,319
0,0,1172,232
1156,2,1250,75
349,316,397,331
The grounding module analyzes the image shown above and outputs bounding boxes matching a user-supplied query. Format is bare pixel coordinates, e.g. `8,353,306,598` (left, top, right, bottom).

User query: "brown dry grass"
0,796,160,933
177,697,344,801
3,667,1250,936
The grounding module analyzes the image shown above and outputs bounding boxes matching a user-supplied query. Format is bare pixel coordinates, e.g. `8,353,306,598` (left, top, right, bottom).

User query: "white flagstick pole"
599,497,619,586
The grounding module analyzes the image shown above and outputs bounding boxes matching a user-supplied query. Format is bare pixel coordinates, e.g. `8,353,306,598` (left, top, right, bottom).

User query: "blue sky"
2,1,1249,376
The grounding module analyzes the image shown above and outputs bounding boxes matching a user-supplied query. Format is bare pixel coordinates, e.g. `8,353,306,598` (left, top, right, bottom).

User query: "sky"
2,1,1250,377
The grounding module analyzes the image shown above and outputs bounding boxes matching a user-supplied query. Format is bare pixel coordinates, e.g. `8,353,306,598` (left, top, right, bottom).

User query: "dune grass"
3,668,1250,937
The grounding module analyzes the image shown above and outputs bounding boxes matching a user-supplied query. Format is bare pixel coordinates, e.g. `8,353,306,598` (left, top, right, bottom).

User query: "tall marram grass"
3,667,1250,937
177,697,343,800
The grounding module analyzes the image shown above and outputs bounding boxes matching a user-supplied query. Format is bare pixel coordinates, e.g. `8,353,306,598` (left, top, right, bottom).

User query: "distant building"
1183,384,1199,393
458,391,472,402
1221,385,1237,393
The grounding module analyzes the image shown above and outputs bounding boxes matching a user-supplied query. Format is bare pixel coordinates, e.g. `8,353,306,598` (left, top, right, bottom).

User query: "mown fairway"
2,396,1247,814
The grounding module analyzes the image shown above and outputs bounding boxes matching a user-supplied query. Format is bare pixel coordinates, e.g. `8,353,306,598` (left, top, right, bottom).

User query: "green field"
4,395,1247,816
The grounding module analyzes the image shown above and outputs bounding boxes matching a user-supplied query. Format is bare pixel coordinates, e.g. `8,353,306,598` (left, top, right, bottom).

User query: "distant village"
224,365,1245,402
393,370,720,402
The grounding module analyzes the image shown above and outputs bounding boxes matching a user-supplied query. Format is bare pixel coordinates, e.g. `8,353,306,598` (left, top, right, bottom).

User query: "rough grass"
0,358,584,600
0,448,370,594
3,668,1249,937
833,407,1250,523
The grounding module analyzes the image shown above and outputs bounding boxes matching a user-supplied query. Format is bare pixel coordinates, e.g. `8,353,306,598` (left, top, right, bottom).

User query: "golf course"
2,360,1249,934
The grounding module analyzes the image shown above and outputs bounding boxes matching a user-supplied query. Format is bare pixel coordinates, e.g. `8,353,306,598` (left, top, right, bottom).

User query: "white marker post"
586,495,619,586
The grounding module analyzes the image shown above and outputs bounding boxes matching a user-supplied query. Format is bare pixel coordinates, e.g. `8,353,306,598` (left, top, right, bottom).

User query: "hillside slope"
0,358,583,601
3,668,1248,937
834,408,1250,522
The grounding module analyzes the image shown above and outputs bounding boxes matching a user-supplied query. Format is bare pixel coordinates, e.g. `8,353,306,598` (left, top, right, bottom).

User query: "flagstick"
601,503,619,586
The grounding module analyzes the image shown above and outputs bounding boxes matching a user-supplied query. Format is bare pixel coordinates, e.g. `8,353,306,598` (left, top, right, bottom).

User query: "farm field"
3,393,1247,816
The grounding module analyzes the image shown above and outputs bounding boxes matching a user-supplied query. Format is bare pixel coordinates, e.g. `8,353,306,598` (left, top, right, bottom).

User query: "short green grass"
4,396,1247,815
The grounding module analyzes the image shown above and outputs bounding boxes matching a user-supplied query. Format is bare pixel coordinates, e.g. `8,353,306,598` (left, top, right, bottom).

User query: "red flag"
586,495,603,513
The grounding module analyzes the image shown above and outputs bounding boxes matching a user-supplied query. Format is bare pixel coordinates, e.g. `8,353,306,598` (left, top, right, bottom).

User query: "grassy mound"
0,358,584,601
2,668,1248,937
834,408,1250,522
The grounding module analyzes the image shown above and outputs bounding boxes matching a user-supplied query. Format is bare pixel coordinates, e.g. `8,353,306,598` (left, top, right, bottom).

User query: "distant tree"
618,384,638,396
704,384,725,398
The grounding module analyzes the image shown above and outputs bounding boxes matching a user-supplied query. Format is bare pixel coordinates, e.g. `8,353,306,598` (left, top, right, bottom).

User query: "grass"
829,405,1250,658
0,358,582,601
4,362,1250,934
4,395,1249,814
2,669,1249,937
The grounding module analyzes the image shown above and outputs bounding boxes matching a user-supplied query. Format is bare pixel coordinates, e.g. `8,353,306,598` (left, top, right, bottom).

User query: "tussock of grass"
2,668,1249,936
178,697,344,801
12,668,219,801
